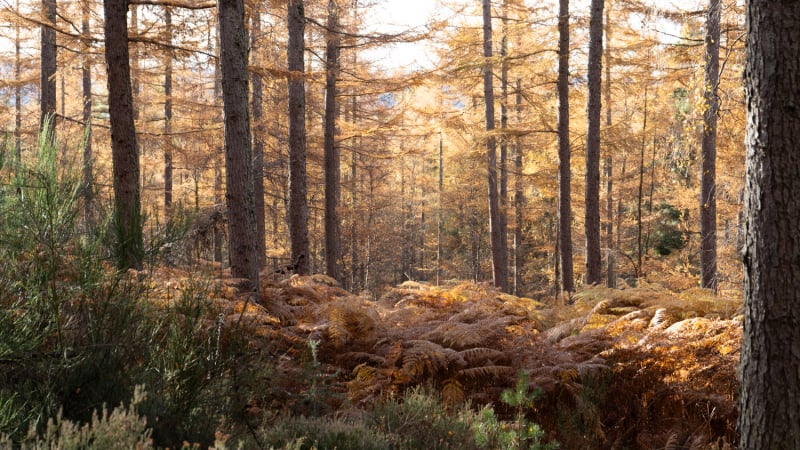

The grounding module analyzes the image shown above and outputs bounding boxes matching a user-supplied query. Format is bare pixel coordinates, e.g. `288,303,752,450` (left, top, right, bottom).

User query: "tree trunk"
584,0,604,286
700,0,720,291
740,1,800,447
104,0,143,270
287,0,310,276
557,0,574,294
637,85,648,278
481,0,508,292
40,0,57,132
82,0,93,226
323,0,342,281
513,78,524,295
212,23,224,266
437,134,443,286
604,2,614,288
163,7,173,216
219,0,259,290
251,6,267,270
15,0,21,159
499,0,509,286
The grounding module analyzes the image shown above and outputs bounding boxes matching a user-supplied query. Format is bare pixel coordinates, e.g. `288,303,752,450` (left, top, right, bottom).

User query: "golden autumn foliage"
151,267,743,449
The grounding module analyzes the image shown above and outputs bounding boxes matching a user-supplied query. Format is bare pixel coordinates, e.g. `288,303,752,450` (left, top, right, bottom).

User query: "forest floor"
158,269,741,449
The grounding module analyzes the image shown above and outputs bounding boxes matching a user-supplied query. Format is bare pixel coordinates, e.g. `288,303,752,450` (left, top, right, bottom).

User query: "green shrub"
0,386,152,449
0,126,254,448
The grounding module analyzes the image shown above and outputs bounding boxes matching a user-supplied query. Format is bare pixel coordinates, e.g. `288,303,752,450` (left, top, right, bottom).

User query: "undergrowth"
0,129,741,449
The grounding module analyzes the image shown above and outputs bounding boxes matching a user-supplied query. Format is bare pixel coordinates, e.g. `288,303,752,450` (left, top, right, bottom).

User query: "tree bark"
637,86,648,278
251,5,267,269
212,22,224,266
700,0,720,291
219,0,259,290
104,0,143,270
287,0,310,276
82,0,93,226
513,78,524,295
163,7,173,215
739,1,800,447
40,0,56,132
557,0,574,294
15,0,22,159
323,0,342,281
482,0,508,292
585,0,604,286
604,2,614,288
499,0,509,287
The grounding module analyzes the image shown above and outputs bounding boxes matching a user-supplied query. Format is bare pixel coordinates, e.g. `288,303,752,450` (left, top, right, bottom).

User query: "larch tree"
700,0,720,291
15,0,22,158
104,0,143,270
219,0,260,291
584,0,604,286
739,0,800,447
603,1,614,288
163,7,173,215
323,0,342,280
482,0,508,292
40,0,57,130
499,0,510,286
557,0,574,294
251,5,267,269
82,0,92,225
288,0,310,275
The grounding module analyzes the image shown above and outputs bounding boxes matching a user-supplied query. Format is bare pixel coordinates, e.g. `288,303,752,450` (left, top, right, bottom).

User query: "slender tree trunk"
40,0,57,132
15,0,21,159
604,2,614,288
287,0,310,275
219,0,259,290
700,0,720,291
212,24,224,266
163,7,173,216
349,100,359,290
557,0,574,294
482,0,508,292
740,1,800,447
251,6,267,269
637,85,648,278
104,0,143,270
82,0,93,226
437,134,444,286
585,0,604,286
499,0,509,286
513,78,524,295
323,0,342,281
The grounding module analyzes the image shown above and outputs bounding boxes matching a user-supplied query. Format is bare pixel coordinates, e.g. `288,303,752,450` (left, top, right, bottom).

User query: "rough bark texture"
482,0,508,292
251,6,267,269
557,0,574,294
219,0,259,290
163,7,173,215
584,0,604,286
212,23,224,265
104,0,143,270
40,0,56,130
82,0,92,226
287,0,310,276
513,78,524,295
739,1,800,447
700,0,720,291
323,0,342,281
